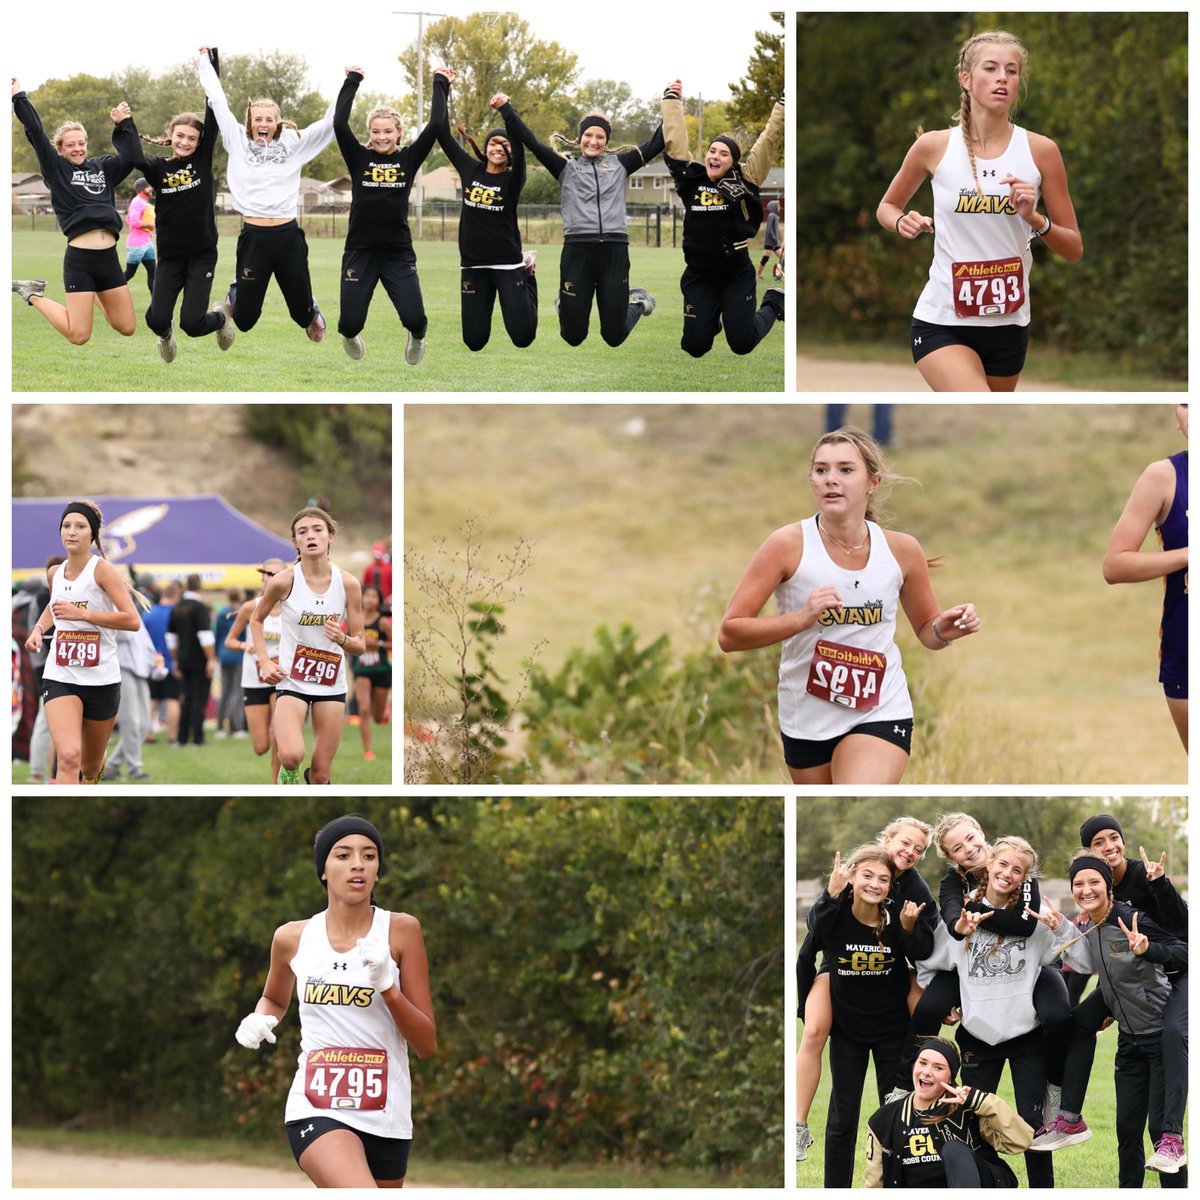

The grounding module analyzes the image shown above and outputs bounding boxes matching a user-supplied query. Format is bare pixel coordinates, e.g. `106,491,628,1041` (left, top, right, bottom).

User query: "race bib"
358,650,381,668
256,655,280,683
304,1047,387,1111
290,644,341,687
806,639,886,711
55,630,101,669
951,257,1025,318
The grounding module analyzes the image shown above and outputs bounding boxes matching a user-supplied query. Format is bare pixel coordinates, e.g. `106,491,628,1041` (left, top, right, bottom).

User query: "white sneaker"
342,334,365,360
156,323,178,363
628,286,656,316
405,330,426,365
213,293,236,350
796,1122,814,1162
12,278,47,304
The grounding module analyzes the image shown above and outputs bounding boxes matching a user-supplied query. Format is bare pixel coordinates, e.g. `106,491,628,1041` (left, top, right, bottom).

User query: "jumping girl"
21,501,144,784
250,508,364,785
876,30,1082,391
199,46,336,343
507,103,664,347
224,558,287,782
796,817,935,1163
808,844,934,1187
660,80,784,356
436,85,537,351
111,48,234,363
352,584,391,763
11,81,138,345
122,178,156,294
1103,403,1188,750
719,427,980,784
1041,853,1188,1183
235,814,436,1187
865,1036,1031,1186
334,64,451,363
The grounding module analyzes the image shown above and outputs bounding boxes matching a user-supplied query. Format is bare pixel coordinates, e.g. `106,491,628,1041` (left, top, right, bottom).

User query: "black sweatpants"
145,250,223,338
177,667,211,746
337,247,426,340
229,220,316,331
680,254,778,357
1116,1030,1188,1188
825,1030,906,1188
460,266,537,350
958,1025,1053,1188
557,241,642,348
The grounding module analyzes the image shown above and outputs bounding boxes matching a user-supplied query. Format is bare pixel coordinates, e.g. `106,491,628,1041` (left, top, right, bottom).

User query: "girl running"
21,501,144,784
507,103,664,347
1103,403,1188,750
352,584,391,762
11,81,138,345
235,814,436,1187
436,86,537,351
250,508,364,785
111,48,234,362
876,30,1083,391
796,817,935,1162
719,427,980,783
660,80,784,356
122,178,156,294
333,64,451,363
198,46,335,343
225,558,287,783
808,844,934,1187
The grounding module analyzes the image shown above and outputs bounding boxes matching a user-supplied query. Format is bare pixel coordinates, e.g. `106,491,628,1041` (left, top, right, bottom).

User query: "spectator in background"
25,555,64,782
215,587,247,737
168,574,214,746
362,540,392,605
826,404,894,448
106,594,157,781
144,580,180,743
123,177,156,294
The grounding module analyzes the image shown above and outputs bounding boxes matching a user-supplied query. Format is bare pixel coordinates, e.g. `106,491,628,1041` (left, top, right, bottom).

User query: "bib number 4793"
952,258,1025,318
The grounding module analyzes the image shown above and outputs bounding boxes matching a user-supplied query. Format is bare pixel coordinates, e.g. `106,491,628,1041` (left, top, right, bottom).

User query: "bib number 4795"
304,1047,387,1110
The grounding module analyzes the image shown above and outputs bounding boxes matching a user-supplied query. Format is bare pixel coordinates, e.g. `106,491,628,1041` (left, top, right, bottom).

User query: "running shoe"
522,250,537,277
405,330,426,365
156,323,178,363
213,294,237,350
306,301,326,343
763,287,785,319
277,765,302,785
1029,1113,1091,1150
103,764,122,781
628,286,656,316
796,1122,814,1162
127,769,151,781
883,1087,909,1105
1042,1081,1062,1127
12,279,47,304
363,750,376,762
1145,1134,1186,1174
342,334,365,360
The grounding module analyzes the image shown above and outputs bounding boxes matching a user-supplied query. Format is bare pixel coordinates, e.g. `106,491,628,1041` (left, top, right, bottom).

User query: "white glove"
356,936,394,992
236,1012,278,1049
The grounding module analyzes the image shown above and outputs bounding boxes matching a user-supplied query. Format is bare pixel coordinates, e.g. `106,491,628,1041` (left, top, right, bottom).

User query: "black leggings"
460,266,537,350
1115,1030,1189,1187
229,220,315,331
679,254,778,357
896,967,1070,1090
825,1030,907,1188
337,247,426,340
145,250,223,338
124,257,156,291
557,241,643,347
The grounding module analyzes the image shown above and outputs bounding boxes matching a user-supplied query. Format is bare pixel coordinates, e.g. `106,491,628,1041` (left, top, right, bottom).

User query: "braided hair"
953,31,1029,197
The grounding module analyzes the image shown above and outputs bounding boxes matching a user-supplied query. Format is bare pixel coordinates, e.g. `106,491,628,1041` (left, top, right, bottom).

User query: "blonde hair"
140,111,205,151
954,31,1029,197
972,835,1039,908
550,110,636,156
810,426,914,526
932,811,986,862
878,816,932,862
363,106,404,147
61,499,152,610
52,121,87,152
244,98,297,141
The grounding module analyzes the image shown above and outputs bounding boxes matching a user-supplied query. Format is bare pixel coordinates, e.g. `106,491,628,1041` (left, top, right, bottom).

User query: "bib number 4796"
291,644,341,686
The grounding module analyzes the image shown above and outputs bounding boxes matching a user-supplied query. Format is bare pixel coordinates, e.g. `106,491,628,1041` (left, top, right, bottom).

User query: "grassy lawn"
11,229,784,393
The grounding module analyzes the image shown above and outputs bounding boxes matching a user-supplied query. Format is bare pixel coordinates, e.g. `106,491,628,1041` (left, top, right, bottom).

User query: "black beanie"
314,815,384,886
1079,814,1123,849
1069,854,1113,889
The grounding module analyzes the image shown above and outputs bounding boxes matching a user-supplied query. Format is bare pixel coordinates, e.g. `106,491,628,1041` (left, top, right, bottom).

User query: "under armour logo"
300,1123,315,1139
982,169,997,178
893,725,907,737
332,961,349,970
913,337,922,346
853,580,860,588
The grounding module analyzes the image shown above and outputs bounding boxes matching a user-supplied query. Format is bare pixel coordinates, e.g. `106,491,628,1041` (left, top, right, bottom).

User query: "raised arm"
407,68,452,170
497,97,527,193
618,123,664,175
334,68,363,165
11,84,61,180
505,105,567,179
293,90,338,167
660,81,691,162
197,48,243,152
741,99,784,188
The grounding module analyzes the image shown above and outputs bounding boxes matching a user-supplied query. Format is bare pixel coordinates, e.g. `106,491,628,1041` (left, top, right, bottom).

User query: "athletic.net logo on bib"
806,639,886,711
55,630,101,668
304,1046,387,1110
291,644,341,686
952,257,1025,318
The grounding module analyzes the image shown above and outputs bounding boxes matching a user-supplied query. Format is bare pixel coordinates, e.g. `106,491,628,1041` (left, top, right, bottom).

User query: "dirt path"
796,354,1078,392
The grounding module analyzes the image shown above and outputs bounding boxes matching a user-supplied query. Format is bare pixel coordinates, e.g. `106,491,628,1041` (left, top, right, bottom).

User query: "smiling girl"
11,80,139,344
250,508,365,785
235,814,436,1187
719,428,979,784
877,31,1082,391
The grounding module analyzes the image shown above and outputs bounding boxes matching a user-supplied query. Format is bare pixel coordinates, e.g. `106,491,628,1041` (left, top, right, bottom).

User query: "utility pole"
394,10,446,238
696,93,703,153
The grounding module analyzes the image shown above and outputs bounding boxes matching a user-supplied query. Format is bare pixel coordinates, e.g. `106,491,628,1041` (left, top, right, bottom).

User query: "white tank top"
914,124,1041,327
242,610,283,689
43,555,121,687
773,517,913,738
277,563,348,696
285,906,411,1137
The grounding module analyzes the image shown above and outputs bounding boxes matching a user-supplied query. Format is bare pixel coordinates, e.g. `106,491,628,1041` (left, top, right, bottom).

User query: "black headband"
1079,814,1123,848
579,115,611,141
712,134,742,164
916,1036,960,1081
60,502,100,541
1069,855,1113,889
313,815,384,886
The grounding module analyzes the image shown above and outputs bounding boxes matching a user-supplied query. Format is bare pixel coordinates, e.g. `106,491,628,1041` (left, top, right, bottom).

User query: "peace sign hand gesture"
900,900,926,933
1118,913,1150,956
954,908,993,937
1025,897,1064,932
827,851,850,898
1140,846,1167,882
938,1082,971,1108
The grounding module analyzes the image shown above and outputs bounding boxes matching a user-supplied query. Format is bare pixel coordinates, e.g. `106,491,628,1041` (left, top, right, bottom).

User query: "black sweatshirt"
334,71,448,255
436,101,525,267
14,92,136,240
1113,857,1189,939
939,865,1040,941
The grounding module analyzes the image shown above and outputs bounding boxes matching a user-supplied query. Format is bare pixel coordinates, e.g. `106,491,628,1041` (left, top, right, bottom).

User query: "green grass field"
10,229,784,393
10,715,392,786
797,1007,1187,1188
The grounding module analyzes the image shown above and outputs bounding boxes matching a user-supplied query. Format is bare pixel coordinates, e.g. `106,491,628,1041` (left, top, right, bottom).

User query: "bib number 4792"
805,639,886,711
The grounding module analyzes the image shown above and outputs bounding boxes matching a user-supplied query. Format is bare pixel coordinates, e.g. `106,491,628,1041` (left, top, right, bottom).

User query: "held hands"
1118,912,1150,957
1024,897,1065,932
346,65,365,78
1001,174,1038,223
826,850,851,898
955,908,993,937
1140,846,1167,882
235,1012,278,1050
896,210,933,239
899,900,926,932
356,936,394,992
110,102,131,124
433,66,455,83
663,79,682,99
12,78,22,97
489,93,509,109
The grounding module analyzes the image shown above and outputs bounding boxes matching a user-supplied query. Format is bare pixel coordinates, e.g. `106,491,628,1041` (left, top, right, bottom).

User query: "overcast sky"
12,4,777,104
